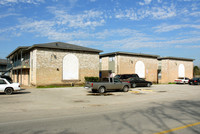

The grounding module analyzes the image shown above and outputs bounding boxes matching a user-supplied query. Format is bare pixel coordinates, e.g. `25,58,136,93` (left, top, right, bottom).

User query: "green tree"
194,66,200,75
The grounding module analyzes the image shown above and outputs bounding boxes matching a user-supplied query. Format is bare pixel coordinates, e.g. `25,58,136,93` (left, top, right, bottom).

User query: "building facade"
7,42,102,86
100,52,194,84
100,52,159,83
158,57,194,83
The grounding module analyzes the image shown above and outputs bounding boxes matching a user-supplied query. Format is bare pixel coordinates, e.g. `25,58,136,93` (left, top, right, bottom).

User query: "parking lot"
0,84,200,114
0,84,200,134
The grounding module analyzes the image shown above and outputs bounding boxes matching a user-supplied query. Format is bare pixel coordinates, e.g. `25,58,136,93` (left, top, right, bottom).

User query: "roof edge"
28,42,103,53
158,57,195,61
6,46,30,58
100,51,160,58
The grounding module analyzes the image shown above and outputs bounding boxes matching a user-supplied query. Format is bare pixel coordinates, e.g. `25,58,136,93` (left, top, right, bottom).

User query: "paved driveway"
0,84,200,134
0,84,199,114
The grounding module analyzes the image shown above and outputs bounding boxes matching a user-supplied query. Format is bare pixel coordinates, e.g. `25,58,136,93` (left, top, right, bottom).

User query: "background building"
158,57,194,83
7,42,102,86
100,52,159,83
100,52,194,84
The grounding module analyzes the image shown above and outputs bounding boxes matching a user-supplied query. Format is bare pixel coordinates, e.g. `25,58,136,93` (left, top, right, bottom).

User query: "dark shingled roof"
28,42,103,53
7,42,103,58
7,46,29,58
0,59,7,65
158,56,194,61
100,51,160,58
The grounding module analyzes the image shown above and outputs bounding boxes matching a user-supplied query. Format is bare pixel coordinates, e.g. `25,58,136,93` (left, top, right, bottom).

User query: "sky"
0,0,200,66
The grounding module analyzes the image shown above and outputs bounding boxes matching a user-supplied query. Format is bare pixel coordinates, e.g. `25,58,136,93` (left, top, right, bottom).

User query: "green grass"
37,84,84,88
168,82,176,84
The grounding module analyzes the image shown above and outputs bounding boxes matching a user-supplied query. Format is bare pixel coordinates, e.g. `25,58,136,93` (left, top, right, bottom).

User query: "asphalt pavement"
0,84,200,134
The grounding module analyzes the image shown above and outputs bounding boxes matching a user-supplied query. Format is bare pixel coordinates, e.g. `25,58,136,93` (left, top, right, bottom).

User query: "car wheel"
147,83,151,87
98,87,106,93
5,88,13,95
122,86,129,92
132,83,136,88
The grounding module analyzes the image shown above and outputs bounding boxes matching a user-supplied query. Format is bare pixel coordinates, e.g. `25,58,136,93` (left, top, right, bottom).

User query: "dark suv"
115,74,139,81
189,78,200,85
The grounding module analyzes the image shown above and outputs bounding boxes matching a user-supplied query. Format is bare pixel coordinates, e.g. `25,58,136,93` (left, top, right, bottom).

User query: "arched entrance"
135,61,145,78
63,54,79,80
178,64,185,77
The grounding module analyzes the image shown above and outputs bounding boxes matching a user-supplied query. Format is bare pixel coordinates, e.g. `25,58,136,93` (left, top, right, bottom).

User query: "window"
0,80,6,84
114,78,120,82
109,56,115,61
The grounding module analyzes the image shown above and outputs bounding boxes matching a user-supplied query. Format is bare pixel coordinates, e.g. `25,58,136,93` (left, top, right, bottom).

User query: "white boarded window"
178,64,185,77
135,61,145,78
63,54,79,80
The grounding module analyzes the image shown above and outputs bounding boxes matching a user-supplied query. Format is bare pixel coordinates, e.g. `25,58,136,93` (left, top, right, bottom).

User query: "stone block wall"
160,59,193,83
117,55,158,83
30,48,99,86
101,57,109,70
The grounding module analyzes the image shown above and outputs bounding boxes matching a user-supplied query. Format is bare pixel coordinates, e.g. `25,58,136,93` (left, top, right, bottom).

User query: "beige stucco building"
100,52,194,84
158,57,194,83
7,42,102,86
100,52,159,83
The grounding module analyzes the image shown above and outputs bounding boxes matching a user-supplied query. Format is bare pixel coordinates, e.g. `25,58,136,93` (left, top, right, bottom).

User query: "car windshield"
7,80,13,84
139,78,145,81
128,77,138,81
114,75,120,79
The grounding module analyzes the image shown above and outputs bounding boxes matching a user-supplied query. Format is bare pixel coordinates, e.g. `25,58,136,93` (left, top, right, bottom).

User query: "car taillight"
126,81,130,83
91,83,93,87
194,80,197,82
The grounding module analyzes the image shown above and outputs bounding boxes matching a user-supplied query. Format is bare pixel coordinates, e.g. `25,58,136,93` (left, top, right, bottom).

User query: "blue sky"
0,0,200,65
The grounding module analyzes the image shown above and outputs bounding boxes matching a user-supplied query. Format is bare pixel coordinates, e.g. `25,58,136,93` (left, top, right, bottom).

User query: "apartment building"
7,42,102,86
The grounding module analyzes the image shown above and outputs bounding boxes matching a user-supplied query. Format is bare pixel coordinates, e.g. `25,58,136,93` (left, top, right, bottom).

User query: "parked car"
85,77,130,93
114,74,139,82
174,77,189,84
0,78,21,95
125,77,152,88
189,78,200,85
0,75,13,83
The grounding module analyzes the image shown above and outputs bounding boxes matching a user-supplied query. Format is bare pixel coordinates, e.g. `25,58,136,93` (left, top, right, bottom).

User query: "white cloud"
115,4,176,20
150,5,176,19
190,12,200,17
175,45,200,48
51,9,105,29
0,13,19,18
0,0,45,5
139,0,152,5
154,24,200,32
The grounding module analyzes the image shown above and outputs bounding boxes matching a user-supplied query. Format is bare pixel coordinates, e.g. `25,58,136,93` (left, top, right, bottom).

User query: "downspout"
17,52,18,83
115,52,118,74
20,49,22,85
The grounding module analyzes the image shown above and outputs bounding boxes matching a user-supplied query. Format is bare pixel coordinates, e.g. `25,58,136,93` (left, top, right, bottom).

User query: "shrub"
85,77,99,82
168,82,176,84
